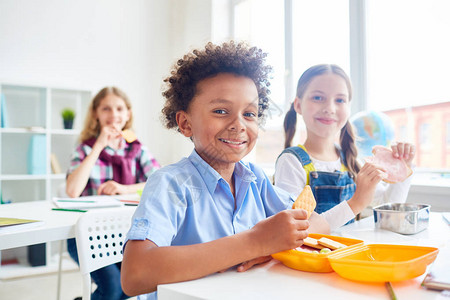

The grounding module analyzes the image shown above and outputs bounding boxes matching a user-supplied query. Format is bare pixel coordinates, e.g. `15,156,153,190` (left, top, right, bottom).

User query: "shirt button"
138,220,145,227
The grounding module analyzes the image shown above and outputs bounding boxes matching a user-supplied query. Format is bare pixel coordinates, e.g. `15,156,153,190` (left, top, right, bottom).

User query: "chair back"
75,208,133,300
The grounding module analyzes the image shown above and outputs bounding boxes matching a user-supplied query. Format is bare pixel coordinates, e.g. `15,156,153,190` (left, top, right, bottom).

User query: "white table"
158,212,450,300
0,201,82,251
0,200,136,250
0,200,135,300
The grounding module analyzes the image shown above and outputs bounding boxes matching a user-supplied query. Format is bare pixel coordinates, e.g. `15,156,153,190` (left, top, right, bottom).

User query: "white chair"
75,208,133,300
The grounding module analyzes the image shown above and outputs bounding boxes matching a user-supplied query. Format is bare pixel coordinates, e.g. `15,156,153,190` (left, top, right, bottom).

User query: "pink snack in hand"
365,145,413,183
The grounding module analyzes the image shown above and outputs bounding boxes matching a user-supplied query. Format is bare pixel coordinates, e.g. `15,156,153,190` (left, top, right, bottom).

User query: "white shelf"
50,129,80,135
0,174,47,181
0,252,79,280
0,83,91,275
0,82,91,203
0,127,46,134
50,173,67,180
0,174,67,181
0,128,80,135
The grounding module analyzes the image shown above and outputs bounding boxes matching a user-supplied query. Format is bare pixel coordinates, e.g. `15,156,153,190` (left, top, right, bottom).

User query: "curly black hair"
161,41,273,130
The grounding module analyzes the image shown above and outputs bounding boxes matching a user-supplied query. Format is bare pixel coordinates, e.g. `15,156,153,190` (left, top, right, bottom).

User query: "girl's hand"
308,212,330,234
98,180,127,195
249,209,309,257
95,125,122,150
391,142,415,167
349,162,387,214
356,162,387,188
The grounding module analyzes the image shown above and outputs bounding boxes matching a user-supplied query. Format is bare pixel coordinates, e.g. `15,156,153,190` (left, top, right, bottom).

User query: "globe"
350,111,395,158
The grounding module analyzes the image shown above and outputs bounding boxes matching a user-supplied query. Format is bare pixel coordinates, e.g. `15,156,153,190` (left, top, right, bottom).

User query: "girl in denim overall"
280,144,355,216
274,64,415,230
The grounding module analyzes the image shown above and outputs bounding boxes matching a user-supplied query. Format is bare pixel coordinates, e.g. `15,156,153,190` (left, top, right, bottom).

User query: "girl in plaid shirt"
66,86,160,300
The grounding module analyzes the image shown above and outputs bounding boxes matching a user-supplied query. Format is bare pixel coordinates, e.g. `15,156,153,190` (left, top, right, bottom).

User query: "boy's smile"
176,73,259,174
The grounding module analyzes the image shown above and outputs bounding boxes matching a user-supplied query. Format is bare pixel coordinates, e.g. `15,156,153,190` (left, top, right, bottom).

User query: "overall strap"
337,147,349,172
277,145,316,185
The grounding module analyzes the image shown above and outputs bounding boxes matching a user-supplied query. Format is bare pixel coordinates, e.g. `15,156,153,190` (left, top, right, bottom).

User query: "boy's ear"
294,97,302,114
176,111,193,138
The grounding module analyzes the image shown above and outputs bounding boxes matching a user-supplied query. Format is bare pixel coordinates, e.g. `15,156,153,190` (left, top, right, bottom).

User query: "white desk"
158,212,450,300
0,201,82,251
0,200,136,299
0,200,135,251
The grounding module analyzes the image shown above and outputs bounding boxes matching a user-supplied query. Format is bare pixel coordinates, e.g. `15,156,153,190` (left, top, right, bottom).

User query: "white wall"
0,0,222,166
166,0,233,163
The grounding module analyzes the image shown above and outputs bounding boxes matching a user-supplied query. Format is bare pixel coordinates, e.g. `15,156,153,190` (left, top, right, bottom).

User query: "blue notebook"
1,93,8,128
27,135,47,174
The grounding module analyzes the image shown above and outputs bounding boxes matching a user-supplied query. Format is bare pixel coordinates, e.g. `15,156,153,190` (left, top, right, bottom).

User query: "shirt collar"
188,150,257,195
234,160,257,183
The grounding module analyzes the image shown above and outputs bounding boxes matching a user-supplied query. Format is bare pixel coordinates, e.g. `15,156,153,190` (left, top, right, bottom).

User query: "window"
233,0,285,168
232,0,450,172
399,125,407,142
446,122,450,146
366,0,450,169
291,0,350,92
233,0,349,171
419,123,431,146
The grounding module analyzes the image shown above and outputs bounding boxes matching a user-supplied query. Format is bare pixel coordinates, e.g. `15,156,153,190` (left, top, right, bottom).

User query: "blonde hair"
283,64,360,178
79,86,133,142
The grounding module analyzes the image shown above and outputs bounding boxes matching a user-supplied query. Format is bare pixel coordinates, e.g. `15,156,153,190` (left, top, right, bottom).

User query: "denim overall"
278,145,356,221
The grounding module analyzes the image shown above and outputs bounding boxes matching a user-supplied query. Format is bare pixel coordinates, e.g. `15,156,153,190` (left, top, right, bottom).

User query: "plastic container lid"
272,234,439,282
328,244,439,282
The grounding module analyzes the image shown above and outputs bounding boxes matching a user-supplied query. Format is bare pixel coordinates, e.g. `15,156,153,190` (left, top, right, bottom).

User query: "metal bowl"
373,203,430,235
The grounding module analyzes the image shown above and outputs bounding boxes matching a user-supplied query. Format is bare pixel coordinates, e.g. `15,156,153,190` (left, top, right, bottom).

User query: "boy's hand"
391,142,415,167
236,255,272,272
250,209,309,257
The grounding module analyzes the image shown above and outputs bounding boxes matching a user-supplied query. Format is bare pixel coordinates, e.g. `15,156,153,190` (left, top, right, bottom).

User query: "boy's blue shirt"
126,149,295,247
125,150,295,299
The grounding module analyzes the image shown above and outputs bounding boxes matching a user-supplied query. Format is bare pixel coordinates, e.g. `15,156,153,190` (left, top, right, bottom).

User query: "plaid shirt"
67,139,160,196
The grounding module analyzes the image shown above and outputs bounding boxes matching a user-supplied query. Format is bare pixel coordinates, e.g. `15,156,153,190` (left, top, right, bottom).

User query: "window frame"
229,0,450,193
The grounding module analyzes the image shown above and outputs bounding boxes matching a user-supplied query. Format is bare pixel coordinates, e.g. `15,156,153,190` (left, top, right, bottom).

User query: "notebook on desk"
114,193,141,206
52,195,124,209
422,244,450,291
0,217,44,233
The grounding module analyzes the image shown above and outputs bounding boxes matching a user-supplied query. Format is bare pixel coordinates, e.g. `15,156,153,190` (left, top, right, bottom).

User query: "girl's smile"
316,117,337,125
95,94,131,131
296,73,350,141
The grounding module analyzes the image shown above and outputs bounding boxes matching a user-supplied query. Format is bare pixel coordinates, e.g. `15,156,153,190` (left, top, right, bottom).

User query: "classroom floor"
0,269,138,300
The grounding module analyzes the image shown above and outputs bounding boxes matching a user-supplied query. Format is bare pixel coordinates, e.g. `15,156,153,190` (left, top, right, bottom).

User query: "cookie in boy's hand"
121,129,137,143
292,185,316,218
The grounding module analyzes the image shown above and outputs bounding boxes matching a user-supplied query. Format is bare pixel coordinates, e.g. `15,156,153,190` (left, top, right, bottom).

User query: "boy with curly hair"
121,41,329,299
